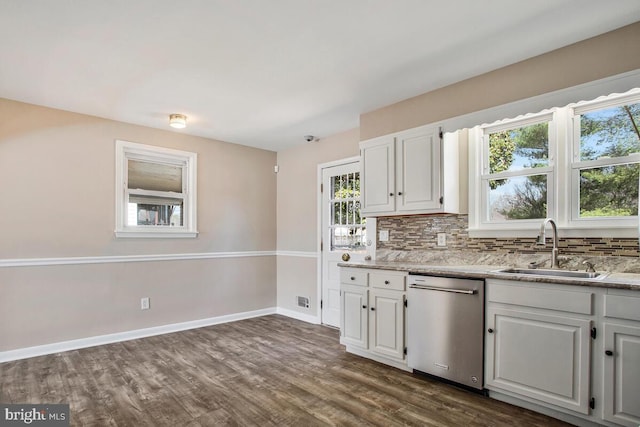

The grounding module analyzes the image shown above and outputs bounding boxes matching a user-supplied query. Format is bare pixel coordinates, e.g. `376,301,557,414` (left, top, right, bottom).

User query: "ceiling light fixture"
169,114,187,129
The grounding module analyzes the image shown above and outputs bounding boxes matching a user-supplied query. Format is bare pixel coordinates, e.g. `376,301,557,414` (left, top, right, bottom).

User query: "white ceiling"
2,1,639,152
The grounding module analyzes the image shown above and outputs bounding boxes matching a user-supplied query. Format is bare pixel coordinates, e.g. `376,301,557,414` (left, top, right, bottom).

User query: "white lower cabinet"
369,288,405,360
486,279,594,416
340,267,407,369
486,306,592,414
486,279,640,427
340,284,368,348
602,291,640,427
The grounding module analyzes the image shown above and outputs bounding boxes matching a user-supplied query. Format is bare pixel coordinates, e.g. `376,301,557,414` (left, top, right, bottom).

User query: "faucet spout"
538,218,560,268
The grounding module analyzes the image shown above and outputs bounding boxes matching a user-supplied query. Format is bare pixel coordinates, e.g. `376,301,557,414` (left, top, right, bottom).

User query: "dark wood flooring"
1,315,571,426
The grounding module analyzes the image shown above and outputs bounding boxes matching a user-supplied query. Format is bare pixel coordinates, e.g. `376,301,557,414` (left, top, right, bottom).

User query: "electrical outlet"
140,297,150,310
379,230,389,242
437,233,447,247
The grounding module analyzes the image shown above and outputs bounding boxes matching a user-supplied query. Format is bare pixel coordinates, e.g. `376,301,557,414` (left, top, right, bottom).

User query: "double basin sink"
495,267,606,280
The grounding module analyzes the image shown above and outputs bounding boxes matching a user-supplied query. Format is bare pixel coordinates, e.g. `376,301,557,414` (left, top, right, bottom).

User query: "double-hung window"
477,112,555,231
469,89,640,237
569,93,640,229
115,140,198,238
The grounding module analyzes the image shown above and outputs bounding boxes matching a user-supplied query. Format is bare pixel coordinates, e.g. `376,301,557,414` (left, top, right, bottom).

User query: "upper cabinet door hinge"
591,327,597,339
320,183,323,193
439,196,444,204
590,397,595,410
439,127,443,140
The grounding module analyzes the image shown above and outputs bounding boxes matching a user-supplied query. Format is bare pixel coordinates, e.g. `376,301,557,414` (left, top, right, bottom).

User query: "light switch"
379,230,389,242
437,233,446,247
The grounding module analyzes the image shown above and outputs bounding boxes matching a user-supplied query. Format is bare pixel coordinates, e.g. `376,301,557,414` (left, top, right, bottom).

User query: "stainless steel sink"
495,268,604,279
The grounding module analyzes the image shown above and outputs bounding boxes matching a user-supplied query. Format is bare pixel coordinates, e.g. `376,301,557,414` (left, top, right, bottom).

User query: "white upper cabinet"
360,124,462,217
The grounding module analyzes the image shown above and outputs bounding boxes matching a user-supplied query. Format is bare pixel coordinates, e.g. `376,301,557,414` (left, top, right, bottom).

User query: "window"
469,89,640,237
115,140,197,238
329,171,366,250
570,95,640,226
478,112,555,230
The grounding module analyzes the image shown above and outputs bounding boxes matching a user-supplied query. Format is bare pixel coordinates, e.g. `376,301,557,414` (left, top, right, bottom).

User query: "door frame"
317,156,376,325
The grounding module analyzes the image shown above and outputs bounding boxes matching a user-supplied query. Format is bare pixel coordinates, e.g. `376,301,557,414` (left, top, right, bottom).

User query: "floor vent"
297,296,310,308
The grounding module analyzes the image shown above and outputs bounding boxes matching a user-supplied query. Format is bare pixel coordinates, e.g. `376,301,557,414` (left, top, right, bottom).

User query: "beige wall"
276,128,360,315
0,98,277,351
361,21,640,140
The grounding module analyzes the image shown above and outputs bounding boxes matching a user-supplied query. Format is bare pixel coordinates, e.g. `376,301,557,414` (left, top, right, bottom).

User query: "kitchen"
336,86,640,426
2,2,640,426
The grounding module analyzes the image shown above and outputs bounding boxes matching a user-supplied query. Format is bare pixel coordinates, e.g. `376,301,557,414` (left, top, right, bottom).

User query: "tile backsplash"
376,214,639,258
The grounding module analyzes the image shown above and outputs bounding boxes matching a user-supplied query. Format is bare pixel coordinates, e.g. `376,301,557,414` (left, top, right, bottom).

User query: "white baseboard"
276,307,321,324
0,307,277,363
0,306,327,363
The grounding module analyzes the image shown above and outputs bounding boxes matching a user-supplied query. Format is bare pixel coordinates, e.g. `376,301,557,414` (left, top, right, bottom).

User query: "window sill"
114,230,199,239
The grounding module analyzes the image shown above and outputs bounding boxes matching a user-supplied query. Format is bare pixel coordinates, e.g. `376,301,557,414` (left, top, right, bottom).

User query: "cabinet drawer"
340,269,368,286
604,293,640,322
487,280,593,315
370,272,406,291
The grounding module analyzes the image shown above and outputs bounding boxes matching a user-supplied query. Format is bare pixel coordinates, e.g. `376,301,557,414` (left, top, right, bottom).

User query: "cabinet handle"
384,280,390,285
371,307,375,311
389,193,394,196
488,328,494,333
605,350,613,356
350,276,355,280
362,305,367,309
398,192,403,195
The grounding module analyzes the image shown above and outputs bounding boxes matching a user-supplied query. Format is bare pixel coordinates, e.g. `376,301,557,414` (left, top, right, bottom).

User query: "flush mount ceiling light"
169,114,187,129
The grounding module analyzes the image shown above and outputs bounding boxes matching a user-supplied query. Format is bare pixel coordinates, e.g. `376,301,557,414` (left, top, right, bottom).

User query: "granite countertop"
338,260,640,291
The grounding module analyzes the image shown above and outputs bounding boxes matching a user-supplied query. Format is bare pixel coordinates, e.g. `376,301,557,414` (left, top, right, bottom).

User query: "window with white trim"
570,94,640,228
115,140,197,238
469,89,640,238
481,113,554,226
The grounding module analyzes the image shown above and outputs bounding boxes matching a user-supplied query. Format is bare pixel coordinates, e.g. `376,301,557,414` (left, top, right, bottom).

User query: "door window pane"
329,172,366,250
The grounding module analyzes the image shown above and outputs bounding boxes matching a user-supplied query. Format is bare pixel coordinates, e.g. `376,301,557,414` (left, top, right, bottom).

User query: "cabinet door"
341,285,368,348
603,323,640,427
369,289,404,360
361,136,395,215
396,127,441,212
485,307,591,414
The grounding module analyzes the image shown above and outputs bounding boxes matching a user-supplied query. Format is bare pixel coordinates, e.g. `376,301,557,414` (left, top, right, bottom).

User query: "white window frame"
470,111,556,235
567,92,640,232
469,89,640,238
115,140,198,238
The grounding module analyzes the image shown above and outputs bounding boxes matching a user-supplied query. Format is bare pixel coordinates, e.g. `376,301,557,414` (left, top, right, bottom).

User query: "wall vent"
297,296,310,308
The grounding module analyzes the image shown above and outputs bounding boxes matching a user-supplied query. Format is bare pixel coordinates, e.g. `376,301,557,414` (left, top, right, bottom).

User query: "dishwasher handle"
409,284,476,295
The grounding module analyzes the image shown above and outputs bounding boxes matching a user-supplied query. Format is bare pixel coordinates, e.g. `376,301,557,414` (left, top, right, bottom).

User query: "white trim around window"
469,89,640,238
115,140,198,238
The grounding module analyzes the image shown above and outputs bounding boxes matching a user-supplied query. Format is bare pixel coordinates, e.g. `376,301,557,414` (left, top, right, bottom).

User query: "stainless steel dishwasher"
407,274,485,390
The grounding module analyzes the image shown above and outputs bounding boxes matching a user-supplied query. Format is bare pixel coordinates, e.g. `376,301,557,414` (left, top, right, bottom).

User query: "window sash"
115,140,197,238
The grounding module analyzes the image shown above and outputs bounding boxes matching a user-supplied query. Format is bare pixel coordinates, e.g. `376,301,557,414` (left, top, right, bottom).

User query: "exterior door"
321,161,373,327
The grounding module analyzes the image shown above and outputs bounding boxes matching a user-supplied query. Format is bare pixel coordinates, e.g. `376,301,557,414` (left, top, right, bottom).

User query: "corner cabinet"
360,124,462,217
340,267,408,371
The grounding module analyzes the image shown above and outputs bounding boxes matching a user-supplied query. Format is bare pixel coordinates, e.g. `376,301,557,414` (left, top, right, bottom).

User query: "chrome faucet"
538,218,560,269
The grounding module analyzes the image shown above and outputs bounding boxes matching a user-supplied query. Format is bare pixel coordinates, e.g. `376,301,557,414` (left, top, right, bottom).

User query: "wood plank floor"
1,315,571,426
